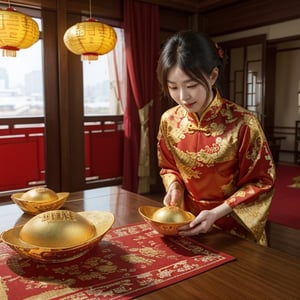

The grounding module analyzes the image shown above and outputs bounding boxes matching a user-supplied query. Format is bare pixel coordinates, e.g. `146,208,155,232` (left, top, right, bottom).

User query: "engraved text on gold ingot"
19,210,96,248
160,224,177,232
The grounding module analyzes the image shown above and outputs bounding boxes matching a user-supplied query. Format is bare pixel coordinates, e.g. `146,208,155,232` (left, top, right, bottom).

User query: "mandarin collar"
187,89,223,124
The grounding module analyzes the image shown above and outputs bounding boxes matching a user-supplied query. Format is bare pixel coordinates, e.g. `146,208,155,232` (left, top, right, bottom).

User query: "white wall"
215,19,300,163
214,19,300,42
275,43,300,162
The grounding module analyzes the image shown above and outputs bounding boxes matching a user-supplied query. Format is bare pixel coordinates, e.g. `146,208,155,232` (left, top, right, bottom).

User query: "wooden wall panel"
66,0,122,22
203,0,300,36
42,9,61,191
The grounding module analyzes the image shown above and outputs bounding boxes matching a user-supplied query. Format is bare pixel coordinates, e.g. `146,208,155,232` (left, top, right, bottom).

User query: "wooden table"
1,186,300,299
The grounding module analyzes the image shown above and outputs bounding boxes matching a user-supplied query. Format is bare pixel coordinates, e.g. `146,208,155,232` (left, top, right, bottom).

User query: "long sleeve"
157,115,185,191
225,116,275,244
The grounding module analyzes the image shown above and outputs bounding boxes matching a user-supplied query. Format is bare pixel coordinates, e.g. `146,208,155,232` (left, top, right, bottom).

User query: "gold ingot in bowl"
21,187,58,202
11,187,69,215
152,206,191,223
139,205,195,236
1,210,115,263
19,210,96,248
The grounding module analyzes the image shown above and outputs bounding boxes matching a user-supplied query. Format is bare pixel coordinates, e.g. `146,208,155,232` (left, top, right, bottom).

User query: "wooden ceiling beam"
139,0,242,13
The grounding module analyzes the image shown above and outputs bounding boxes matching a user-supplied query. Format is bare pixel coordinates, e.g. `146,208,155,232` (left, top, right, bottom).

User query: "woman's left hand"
178,202,233,236
178,210,217,236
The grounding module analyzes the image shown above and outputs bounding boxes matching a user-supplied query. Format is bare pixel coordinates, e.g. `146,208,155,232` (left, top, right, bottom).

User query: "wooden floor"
144,192,300,258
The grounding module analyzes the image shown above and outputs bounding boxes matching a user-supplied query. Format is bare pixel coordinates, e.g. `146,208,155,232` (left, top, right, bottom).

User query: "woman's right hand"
163,181,184,207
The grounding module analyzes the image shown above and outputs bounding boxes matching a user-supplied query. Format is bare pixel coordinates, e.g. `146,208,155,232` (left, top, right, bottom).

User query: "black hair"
156,31,225,100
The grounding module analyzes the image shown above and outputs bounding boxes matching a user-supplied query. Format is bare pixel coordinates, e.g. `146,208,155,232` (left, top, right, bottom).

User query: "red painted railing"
0,117,123,192
84,117,124,182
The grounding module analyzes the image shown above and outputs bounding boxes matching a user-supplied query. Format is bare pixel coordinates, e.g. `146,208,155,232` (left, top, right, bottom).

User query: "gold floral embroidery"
158,90,275,246
121,254,156,265
232,190,273,245
0,277,7,300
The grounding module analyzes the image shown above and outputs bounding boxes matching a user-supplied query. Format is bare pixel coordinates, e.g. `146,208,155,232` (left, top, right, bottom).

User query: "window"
0,18,44,118
0,21,126,118
83,27,126,116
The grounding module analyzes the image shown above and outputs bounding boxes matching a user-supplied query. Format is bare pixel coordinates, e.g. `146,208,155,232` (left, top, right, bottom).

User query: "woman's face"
167,66,218,116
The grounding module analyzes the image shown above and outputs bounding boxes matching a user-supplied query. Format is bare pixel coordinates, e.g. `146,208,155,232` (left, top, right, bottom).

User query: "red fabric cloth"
0,222,234,299
122,0,160,192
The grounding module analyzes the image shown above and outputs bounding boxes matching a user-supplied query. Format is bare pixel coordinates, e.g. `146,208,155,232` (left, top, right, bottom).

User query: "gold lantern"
63,18,117,61
0,7,39,57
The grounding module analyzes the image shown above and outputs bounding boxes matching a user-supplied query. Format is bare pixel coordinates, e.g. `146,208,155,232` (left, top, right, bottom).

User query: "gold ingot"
11,187,69,215
21,187,58,202
138,206,195,236
19,210,96,248
1,210,115,263
152,206,189,223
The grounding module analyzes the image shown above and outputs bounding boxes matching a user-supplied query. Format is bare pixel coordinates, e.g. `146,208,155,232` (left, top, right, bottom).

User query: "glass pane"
247,61,262,119
229,47,244,103
247,44,262,61
230,47,244,78
83,55,110,115
0,18,44,118
83,27,125,116
235,70,243,93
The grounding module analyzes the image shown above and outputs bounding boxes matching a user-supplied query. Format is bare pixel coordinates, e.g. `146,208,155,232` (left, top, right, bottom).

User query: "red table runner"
0,222,235,299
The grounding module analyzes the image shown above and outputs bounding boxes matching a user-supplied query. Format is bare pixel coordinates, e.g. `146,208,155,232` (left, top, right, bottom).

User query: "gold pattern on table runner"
23,288,74,300
288,176,300,188
0,277,8,300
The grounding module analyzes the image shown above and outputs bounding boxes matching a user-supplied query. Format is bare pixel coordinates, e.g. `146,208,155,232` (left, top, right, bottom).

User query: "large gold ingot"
1,210,115,263
0,7,39,57
19,210,96,248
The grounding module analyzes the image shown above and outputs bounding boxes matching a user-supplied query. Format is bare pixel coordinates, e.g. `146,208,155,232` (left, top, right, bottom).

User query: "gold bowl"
138,205,195,236
11,187,69,215
1,210,115,263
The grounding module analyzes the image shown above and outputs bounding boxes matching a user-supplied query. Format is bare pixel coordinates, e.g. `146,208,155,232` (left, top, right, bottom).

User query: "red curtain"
123,0,160,192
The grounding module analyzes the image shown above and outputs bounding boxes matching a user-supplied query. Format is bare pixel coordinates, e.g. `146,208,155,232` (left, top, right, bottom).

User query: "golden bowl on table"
138,205,195,236
0,210,115,263
11,187,69,215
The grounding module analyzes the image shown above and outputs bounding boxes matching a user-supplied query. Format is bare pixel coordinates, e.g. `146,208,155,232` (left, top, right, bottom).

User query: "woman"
156,31,275,245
